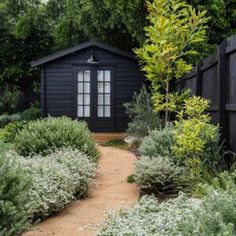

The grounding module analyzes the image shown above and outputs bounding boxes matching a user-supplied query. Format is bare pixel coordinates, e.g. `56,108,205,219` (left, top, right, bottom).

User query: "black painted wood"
34,42,144,132
173,34,236,156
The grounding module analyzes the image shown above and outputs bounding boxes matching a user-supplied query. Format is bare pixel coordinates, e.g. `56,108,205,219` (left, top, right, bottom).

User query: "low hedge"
14,116,98,159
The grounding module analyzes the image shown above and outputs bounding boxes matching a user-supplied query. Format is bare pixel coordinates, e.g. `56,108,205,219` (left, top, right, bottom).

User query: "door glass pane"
98,106,103,117
78,71,83,81
104,82,110,93
84,70,90,81
77,106,83,117
105,106,111,117
84,83,90,93
77,70,91,118
84,94,90,105
104,94,110,105
78,83,83,93
97,71,103,81
84,106,90,117
98,82,103,93
77,94,83,105
105,71,111,81
98,95,103,105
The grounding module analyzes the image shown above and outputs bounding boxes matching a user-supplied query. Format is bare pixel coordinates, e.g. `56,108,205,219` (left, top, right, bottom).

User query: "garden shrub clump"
138,125,174,158
0,114,21,128
134,156,190,195
98,190,236,235
14,116,98,159
4,148,96,221
124,86,162,138
0,153,31,236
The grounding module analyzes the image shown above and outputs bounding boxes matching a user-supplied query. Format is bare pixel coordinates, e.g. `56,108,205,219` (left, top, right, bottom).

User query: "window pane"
78,71,83,81
84,106,90,117
97,71,103,81
84,94,90,105
104,82,110,93
105,70,111,81
78,83,83,93
84,82,90,93
105,106,111,117
98,94,103,105
98,106,103,117
104,94,110,105
77,106,83,117
77,94,83,105
98,82,103,93
84,70,90,82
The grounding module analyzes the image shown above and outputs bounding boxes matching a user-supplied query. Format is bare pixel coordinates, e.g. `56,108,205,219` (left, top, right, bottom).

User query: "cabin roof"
31,40,136,67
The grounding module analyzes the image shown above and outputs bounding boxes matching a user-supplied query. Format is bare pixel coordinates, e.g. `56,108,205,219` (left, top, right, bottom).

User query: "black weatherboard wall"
32,41,144,132
174,34,236,155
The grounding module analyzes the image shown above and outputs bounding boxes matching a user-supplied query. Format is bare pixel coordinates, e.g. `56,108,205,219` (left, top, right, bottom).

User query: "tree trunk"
165,80,170,125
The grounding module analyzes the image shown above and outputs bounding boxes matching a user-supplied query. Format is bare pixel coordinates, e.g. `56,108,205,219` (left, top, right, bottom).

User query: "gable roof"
31,40,136,67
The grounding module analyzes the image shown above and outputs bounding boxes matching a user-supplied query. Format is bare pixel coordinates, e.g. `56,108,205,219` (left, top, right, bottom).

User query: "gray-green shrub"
6,148,96,220
138,125,174,158
0,153,31,236
14,116,98,159
134,156,189,195
98,190,236,235
0,114,21,128
124,86,162,138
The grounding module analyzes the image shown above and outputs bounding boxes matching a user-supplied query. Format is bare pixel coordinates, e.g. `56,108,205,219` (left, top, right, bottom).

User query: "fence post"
217,40,228,148
196,64,202,96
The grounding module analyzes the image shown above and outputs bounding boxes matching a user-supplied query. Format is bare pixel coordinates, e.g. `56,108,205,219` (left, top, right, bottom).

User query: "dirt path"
24,146,139,236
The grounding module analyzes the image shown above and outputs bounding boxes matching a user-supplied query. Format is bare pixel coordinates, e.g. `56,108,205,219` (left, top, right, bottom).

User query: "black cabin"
31,41,144,132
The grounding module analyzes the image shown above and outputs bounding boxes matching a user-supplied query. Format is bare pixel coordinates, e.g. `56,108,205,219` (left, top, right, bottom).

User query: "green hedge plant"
0,153,31,236
14,116,98,159
138,125,174,158
134,156,190,195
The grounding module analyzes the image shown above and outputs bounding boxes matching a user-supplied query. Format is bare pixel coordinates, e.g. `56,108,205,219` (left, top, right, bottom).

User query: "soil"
24,146,139,236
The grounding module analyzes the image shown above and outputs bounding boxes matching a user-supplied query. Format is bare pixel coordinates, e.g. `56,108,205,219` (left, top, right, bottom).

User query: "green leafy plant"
135,0,208,123
21,104,41,121
98,189,236,235
138,125,174,158
1,121,28,143
0,152,31,236
173,96,220,169
124,86,161,138
14,116,98,159
13,148,96,219
0,114,21,128
134,156,190,195
0,85,22,114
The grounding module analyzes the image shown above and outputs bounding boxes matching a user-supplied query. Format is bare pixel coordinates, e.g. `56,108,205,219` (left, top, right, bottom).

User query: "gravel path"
24,146,139,236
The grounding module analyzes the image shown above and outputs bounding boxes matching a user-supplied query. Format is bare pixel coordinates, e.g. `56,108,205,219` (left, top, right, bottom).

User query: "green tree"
135,0,209,123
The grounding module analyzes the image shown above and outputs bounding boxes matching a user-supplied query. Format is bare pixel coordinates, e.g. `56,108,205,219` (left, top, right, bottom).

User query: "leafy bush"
6,148,96,220
173,96,220,168
0,153,31,236
0,85,22,114
134,156,189,195
14,116,98,159
20,105,41,121
1,121,28,143
0,114,21,128
138,125,174,158
98,190,236,235
124,86,162,138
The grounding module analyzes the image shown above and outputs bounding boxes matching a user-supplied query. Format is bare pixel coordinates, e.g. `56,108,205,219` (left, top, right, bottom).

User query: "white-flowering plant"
5,148,96,220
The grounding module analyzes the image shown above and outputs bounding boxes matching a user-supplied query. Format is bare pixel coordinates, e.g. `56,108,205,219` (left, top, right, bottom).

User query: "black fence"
174,34,236,155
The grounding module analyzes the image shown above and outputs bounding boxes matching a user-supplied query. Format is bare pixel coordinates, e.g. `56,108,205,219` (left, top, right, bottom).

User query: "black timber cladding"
32,41,144,132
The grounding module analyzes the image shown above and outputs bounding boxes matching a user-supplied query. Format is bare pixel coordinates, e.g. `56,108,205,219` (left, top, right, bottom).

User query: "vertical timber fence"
174,34,236,155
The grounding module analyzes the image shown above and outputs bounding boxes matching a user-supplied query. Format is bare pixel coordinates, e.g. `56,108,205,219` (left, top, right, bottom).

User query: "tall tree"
135,0,209,123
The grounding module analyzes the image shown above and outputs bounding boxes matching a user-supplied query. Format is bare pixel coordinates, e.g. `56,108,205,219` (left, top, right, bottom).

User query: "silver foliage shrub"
138,125,174,158
134,156,189,195
5,148,96,220
98,190,236,235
